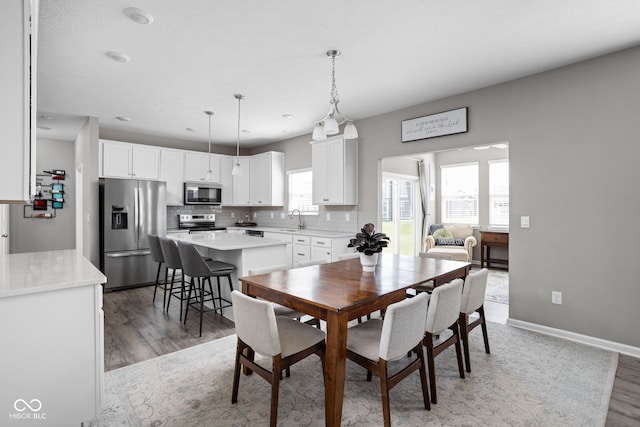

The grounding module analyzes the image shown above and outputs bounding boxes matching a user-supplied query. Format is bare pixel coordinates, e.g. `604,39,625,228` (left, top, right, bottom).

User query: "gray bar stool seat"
177,241,236,337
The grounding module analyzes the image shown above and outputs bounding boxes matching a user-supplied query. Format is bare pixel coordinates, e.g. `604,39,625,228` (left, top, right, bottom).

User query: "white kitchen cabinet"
0,0,37,203
310,236,333,263
312,136,358,205
100,140,161,180
231,157,251,205
160,149,185,205
219,155,234,205
184,151,221,183
263,232,293,269
250,152,284,206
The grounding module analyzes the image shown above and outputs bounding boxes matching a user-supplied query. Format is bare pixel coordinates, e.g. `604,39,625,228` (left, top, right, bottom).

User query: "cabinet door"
160,149,185,205
293,244,311,265
312,141,329,204
250,153,271,205
131,145,160,179
219,155,233,205
101,141,131,177
325,137,346,203
311,246,332,263
184,152,221,182
232,157,251,205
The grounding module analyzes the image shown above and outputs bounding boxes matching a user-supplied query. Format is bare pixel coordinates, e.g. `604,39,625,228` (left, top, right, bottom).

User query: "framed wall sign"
401,107,468,142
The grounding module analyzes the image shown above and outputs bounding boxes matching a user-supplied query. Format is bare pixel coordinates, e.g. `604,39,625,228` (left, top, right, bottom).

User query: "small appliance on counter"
234,221,257,227
178,214,227,232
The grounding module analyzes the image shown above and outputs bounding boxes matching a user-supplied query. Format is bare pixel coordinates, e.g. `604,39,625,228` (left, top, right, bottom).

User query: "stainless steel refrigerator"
99,178,167,291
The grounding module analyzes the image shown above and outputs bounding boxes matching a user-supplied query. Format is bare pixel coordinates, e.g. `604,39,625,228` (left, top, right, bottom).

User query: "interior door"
0,204,9,255
382,174,419,256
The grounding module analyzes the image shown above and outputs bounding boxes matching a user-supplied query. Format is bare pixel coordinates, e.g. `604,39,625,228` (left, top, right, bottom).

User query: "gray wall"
258,46,640,349
10,138,75,253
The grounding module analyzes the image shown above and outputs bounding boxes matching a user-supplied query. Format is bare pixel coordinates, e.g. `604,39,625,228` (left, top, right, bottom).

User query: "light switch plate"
270,212,274,219
280,212,285,219
345,213,350,222
520,216,530,228
326,213,331,221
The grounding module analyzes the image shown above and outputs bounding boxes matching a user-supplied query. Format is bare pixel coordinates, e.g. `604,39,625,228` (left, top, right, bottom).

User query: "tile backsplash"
167,205,358,233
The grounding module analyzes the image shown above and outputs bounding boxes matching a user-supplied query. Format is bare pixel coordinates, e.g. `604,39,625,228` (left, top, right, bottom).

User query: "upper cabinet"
312,136,358,205
100,140,160,180
250,152,284,206
219,155,234,205
184,151,221,183
0,0,37,203
159,148,185,206
231,156,251,206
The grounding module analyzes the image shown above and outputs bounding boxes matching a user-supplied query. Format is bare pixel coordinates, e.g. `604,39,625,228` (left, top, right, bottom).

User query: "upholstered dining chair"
346,292,431,427
459,268,490,373
230,290,326,427
423,279,465,404
147,234,167,308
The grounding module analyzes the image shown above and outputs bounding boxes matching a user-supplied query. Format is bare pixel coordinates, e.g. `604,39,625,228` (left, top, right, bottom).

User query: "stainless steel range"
178,214,227,232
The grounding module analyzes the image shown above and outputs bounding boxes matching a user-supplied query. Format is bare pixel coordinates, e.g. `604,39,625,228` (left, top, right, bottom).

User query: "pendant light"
312,50,358,141
204,110,214,181
231,94,244,176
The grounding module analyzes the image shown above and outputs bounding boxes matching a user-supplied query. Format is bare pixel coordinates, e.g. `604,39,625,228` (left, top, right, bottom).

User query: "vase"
359,252,379,272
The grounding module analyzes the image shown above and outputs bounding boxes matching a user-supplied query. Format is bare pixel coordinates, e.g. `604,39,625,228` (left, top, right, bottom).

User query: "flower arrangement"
348,223,390,256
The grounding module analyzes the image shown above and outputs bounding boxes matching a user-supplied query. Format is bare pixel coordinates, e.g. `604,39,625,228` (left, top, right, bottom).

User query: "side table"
480,231,509,269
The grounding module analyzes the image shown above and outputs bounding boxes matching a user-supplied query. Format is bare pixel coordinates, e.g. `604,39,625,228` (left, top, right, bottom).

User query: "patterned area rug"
86,322,616,426
484,267,509,304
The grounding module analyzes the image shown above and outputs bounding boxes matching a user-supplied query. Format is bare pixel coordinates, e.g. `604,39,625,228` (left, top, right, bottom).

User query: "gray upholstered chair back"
461,268,489,315
176,241,212,278
426,279,463,335
159,237,181,270
231,290,281,356
148,234,164,263
379,292,429,361
247,264,287,275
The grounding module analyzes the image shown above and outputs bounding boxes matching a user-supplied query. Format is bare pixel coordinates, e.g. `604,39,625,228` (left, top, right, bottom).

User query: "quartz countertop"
170,231,287,251
226,226,354,238
0,249,107,299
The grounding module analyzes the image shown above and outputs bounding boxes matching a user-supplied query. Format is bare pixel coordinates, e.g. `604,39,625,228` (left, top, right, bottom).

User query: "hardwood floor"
103,283,235,371
103,283,640,424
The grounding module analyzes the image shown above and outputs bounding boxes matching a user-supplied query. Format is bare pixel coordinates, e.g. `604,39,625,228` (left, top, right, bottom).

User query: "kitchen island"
0,250,106,426
169,232,287,320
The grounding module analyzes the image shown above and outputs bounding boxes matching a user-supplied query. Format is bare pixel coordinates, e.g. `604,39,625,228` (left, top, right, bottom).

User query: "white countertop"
226,226,354,238
0,249,107,298
170,231,287,250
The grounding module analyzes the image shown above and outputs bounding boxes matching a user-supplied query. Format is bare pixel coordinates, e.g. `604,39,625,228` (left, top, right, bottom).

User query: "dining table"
239,253,471,427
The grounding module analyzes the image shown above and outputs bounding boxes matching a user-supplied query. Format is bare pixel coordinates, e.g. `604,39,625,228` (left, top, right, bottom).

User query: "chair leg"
270,356,282,427
179,273,186,322
452,323,465,379
184,277,195,325
459,313,472,373
424,333,437,404
162,266,169,310
416,345,431,411
232,339,243,404
166,269,176,312
198,277,205,337
152,262,162,303
478,306,491,354
377,359,391,427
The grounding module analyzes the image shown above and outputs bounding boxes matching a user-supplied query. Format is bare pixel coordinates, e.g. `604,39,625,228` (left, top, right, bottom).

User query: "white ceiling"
36,0,640,147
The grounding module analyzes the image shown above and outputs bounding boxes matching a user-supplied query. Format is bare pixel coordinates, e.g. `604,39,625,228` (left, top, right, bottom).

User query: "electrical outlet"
345,213,350,222
230,212,235,218
521,216,530,228
253,212,257,219
280,212,285,219
552,291,562,305
270,212,274,219
326,213,331,221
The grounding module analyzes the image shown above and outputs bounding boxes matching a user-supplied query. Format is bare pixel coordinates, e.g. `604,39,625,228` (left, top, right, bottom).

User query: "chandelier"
312,50,358,141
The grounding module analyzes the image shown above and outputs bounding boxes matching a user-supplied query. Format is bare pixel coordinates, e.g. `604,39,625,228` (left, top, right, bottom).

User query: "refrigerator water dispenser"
111,206,128,230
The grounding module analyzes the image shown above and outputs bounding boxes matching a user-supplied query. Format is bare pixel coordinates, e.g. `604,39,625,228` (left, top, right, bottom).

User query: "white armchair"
425,224,477,262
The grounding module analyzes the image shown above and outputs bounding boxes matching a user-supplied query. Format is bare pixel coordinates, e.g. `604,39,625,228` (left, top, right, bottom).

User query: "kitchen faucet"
290,209,304,230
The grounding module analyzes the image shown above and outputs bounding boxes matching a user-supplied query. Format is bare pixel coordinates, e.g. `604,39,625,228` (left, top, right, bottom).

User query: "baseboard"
507,318,640,358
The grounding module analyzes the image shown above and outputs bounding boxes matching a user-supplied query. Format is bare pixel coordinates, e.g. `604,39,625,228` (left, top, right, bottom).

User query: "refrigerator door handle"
134,185,140,245
105,250,152,258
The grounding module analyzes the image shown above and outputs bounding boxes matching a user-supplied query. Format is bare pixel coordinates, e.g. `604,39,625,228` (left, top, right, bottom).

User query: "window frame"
440,162,479,225
287,168,318,215
488,159,509,229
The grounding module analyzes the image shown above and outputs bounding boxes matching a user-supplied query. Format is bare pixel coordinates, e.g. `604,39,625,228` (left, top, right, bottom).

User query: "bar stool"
158,237,188,320
148,234,168,309
177,241,236,337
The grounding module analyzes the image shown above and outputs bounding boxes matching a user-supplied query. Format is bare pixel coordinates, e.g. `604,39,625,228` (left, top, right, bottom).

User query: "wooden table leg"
324,310,349,427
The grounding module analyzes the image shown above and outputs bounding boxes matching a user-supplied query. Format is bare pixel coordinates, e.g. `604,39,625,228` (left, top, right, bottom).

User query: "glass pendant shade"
312,123,327,141
343,121,358,139
231,161,241,176
323,117,339,135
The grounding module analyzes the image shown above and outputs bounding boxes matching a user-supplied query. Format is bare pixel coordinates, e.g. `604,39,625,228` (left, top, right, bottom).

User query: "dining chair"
148,234,168,309
230,290,326,427
423,278,465,404
414,253,454,294
177,241,236,337
459,268,490,373
346,292,431,426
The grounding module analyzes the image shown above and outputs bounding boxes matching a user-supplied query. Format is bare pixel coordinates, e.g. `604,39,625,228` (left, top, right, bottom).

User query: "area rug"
484,268,509,304
86,322,616,426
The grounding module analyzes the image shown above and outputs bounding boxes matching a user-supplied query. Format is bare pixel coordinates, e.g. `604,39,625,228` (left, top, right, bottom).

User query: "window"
287,169,318,215
382,174,418,256
489,160,509,227
440,163,478,224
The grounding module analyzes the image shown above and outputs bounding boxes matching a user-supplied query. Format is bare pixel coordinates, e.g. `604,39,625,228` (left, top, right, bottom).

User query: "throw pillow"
432,228,453,240
429,223,445,235
435,238,466,246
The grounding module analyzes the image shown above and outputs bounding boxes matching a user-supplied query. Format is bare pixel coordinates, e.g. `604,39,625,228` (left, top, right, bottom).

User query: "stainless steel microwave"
184,182,222,205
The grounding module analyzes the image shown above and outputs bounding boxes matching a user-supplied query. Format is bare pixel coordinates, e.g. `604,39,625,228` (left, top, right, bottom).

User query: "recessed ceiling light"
281,114,294,119
116,116,131,122
123,7,154,25
36,125,51,130
186,128,196,132
106,51,130,63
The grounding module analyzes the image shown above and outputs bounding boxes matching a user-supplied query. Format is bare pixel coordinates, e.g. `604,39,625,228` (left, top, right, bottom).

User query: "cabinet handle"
297,253,305,256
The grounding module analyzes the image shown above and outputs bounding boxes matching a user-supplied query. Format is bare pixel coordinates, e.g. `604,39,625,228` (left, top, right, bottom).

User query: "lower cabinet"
263,232,293,269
